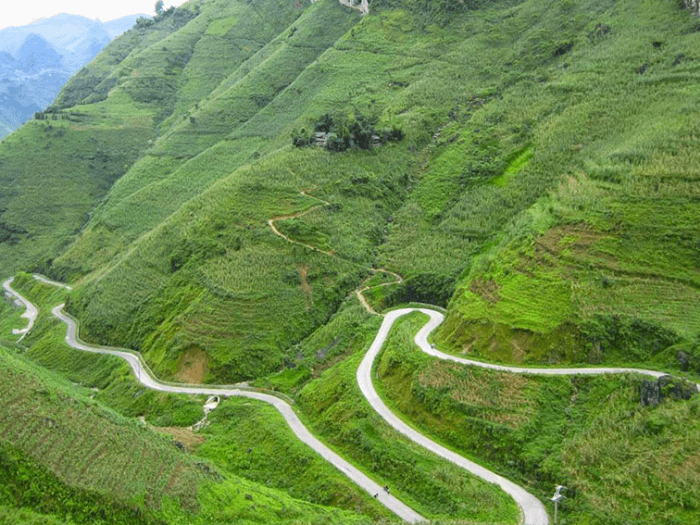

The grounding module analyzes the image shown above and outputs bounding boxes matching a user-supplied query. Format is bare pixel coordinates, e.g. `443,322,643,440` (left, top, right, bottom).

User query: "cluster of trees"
292,111,403,152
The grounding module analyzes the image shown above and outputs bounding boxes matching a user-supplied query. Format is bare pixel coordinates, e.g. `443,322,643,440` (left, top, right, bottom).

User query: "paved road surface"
51,303,424,523
359,307,700,525
409,308,700,390
359,308,549,525
3,277,38,341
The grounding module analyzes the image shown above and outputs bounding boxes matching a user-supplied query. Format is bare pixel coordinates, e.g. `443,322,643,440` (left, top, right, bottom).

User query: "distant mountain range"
0,13,147,139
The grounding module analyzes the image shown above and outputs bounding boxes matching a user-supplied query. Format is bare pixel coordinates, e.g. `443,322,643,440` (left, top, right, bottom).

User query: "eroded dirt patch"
174,346,209,384
298,264,313,310
154,426,206,451
469,278,501,304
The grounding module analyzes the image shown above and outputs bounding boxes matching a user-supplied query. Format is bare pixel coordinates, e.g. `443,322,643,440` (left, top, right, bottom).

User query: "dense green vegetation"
2,0,698,378
377,312,700,525
294,303,520,523
3,0,700,523
197,396,392,520
0,340,378,525
4,274,519,524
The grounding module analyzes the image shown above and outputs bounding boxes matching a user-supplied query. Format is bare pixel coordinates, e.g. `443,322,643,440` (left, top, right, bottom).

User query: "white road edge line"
3,277,38,341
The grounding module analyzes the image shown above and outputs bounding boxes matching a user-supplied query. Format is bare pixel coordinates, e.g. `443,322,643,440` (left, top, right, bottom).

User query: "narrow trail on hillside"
267,189,335,257
267,187,403,316
354,269,403,315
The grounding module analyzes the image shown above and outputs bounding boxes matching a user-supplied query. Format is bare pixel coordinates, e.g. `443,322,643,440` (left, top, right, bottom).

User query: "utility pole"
550,485,566,525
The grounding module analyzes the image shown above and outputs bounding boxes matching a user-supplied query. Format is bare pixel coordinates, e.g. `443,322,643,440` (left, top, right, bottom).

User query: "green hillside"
0,342,378,525
2,0,700,523
4,272,518,524
377,313,700,525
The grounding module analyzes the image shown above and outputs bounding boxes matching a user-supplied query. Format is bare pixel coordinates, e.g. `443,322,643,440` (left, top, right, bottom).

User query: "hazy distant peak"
16,33,63,72
27,13,98,26
0,10,147,140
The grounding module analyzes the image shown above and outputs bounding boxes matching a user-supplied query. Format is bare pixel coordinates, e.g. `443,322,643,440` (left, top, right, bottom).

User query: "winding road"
358,308,548,525
5,256,698,524
358,308,700,525
51,300,426,523
3,276,422,521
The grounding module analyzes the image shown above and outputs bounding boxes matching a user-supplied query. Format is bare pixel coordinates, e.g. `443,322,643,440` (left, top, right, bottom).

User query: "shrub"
291,127,314,147
385,273,457,307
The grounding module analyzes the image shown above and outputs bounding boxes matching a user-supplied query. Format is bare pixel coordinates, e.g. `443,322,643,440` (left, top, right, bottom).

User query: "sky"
1,1,189,31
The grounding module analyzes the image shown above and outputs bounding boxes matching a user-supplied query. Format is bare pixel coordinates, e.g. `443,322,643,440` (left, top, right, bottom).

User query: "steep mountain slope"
2,0,700,379
2,1,700,522
430,0,700,370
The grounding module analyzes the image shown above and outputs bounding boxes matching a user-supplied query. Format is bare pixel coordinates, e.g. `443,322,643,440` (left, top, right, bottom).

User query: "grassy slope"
49,1,401,382
4,0,697,381
428,0,700,365
3,276,518,524
3,0,700,522
0,11,185,277
0,275,392,523
376,312,700,525
0,341,378,525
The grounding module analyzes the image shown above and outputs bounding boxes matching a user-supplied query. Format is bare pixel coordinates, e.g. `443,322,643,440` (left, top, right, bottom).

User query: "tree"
155,1,165,16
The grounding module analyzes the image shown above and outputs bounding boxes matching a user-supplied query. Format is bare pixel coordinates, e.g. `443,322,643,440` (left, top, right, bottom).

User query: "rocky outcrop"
310,0,369,15
641,375,698,406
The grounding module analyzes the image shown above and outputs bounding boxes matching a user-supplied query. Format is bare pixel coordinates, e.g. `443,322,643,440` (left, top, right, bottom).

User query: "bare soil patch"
298,264,313,310
174,346,209,384
469,278,500,304
154,426,206,451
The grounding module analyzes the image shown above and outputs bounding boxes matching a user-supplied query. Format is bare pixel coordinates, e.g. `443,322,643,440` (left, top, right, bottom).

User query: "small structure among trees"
682,0,700,15
291,111,403,152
